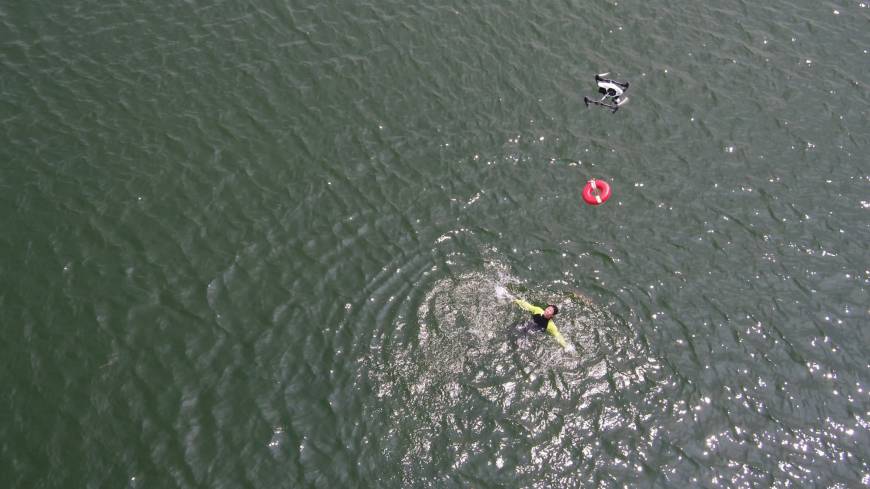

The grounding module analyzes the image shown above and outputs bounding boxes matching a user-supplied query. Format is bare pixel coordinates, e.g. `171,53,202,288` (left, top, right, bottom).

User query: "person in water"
513,298,569,349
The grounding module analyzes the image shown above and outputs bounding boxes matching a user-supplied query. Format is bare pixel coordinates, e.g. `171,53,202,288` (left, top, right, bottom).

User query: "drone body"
584,73,630,113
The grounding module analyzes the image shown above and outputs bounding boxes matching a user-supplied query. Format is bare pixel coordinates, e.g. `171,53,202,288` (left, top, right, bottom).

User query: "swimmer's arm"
546,320,569,349
513,299,544,315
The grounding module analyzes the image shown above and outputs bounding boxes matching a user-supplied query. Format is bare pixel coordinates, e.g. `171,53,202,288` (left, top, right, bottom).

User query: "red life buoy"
582,179,611,206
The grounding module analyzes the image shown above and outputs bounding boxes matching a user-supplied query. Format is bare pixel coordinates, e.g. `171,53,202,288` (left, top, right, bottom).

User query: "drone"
584,73,630,113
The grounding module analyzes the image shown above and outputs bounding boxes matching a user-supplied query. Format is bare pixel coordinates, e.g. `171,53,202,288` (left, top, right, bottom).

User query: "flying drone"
584,73,629,113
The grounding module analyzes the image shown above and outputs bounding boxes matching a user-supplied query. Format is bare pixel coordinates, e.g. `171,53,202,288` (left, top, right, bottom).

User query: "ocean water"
1,0,868,487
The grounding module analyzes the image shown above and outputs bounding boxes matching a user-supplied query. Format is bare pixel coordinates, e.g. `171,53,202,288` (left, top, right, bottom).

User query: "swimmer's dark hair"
547,305,559,315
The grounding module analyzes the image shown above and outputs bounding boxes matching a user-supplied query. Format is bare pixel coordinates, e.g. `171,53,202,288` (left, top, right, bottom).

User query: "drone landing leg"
584,98,619,112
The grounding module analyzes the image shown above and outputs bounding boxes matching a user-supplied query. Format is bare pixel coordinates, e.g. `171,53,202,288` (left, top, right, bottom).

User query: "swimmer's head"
543,305,559,319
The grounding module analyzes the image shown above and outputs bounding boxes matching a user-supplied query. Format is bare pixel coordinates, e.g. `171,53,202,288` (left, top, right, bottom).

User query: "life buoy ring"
582,179,611,206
